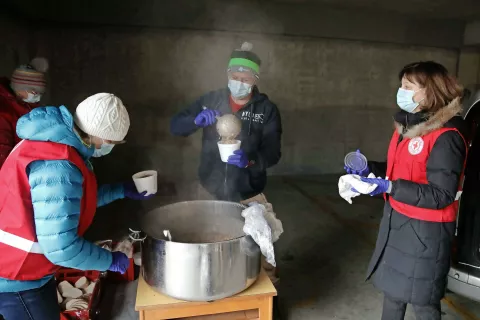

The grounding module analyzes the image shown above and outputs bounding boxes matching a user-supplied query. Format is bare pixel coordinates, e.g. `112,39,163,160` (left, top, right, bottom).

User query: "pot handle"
129,228,147,242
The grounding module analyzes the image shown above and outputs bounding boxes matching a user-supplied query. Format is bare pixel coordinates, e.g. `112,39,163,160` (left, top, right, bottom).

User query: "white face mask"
23,93,41,103
228,79,252,99
92,142,115,158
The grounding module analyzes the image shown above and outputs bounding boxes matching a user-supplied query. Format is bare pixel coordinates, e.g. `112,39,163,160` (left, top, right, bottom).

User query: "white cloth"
242,203,283,267
246,201,283,243
74,93,130,141
338,173,378,204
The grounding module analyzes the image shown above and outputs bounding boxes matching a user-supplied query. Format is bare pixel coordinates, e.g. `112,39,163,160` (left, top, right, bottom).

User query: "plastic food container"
217,140,241,162
132,170,158,196
56,269,103,320
344,151,368,172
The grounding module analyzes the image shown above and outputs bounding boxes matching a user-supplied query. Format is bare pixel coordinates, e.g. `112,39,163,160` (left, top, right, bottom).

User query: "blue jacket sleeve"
97,183,124,208
170,97,204,137
28,160,112,271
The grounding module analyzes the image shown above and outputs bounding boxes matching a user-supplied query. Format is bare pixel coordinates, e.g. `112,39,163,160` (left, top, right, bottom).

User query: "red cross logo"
408,137,424,155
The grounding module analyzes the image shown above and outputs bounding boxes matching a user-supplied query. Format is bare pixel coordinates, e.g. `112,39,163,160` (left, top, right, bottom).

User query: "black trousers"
381,295,441,320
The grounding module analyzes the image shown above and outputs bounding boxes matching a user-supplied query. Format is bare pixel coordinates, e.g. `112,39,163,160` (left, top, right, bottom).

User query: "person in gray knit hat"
170,42,283,319
171,41,282,201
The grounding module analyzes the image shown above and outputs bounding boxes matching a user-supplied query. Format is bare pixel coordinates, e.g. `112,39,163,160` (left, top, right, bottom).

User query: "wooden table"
135,270,277,320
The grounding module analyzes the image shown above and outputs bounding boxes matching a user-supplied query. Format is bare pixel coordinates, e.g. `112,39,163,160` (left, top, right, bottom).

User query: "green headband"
228,58,260,74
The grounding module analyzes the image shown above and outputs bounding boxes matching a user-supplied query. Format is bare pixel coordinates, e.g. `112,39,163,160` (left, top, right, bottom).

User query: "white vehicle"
448,89,480,301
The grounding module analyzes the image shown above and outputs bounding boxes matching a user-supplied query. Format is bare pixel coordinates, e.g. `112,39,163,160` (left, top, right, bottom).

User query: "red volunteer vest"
385,128,466,223
0,140,97,280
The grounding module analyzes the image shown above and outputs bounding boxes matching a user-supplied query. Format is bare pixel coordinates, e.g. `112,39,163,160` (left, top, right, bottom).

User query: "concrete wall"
0,12,30,78
459,20,480,97
464,21,480,47
12,0,465,48
31,27,458,183
0,2,463,238
458,49,480,91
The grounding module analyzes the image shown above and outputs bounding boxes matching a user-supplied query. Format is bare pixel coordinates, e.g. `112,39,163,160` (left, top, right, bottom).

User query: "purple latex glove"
344,149,370,176
359,177,392,196
194,109,221,127
108,251,129,274
227,149,249,168
123,181,155,200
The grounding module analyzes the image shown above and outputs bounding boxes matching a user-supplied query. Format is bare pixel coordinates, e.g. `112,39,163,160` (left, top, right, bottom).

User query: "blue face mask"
397,88,422,113
92,143,114,158
228,79,252,99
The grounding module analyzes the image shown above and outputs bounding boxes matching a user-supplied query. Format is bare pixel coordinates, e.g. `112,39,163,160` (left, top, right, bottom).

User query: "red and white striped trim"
0,229,43,254
0,140,44,254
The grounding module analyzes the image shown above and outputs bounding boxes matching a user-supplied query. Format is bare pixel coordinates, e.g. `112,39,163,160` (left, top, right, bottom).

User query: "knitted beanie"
227,42,261,78
10,57,49,94
74,93,130,141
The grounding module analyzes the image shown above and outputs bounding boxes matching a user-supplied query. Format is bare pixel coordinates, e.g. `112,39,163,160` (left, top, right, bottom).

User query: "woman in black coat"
347,61,469,320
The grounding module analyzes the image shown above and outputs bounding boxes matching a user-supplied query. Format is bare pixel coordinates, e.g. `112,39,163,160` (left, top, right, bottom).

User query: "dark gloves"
359,177,392,196
108,251,130,274
123,181,155,200
194,109,221,127
227,149,249,168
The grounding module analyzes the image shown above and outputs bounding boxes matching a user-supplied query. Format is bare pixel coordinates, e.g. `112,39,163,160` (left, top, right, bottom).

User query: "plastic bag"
113,239,134,259
242,203,282,266
246,201,283,243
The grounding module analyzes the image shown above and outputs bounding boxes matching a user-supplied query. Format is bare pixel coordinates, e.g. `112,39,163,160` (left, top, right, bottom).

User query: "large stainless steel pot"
140,200,261,301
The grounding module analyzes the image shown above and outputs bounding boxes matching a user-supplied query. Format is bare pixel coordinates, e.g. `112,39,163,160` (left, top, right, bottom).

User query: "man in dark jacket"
170,42,282,201
0,57,48,167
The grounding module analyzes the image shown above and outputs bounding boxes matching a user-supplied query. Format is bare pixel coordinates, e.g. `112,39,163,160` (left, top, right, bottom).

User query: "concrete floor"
101,175,480,320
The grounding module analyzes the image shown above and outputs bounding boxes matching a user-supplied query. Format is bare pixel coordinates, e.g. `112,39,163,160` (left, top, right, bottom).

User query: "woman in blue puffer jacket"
0,93,154,320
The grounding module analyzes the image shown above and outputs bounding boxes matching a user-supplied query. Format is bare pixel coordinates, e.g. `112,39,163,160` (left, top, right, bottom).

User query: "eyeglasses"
104,139,127,145
90,136,127,145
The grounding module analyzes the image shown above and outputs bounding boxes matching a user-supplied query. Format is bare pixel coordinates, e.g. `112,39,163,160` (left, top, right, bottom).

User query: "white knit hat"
74,93,130,141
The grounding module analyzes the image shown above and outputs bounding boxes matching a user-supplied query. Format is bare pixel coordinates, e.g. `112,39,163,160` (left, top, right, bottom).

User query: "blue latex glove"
124,181,155,200
359,177,392,196
194,109,221,127
227,149,249,168
344,149,370,176
108,251,130,274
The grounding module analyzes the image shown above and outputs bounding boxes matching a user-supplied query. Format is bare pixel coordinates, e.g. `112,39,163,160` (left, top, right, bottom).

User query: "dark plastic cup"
344,151,368,172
